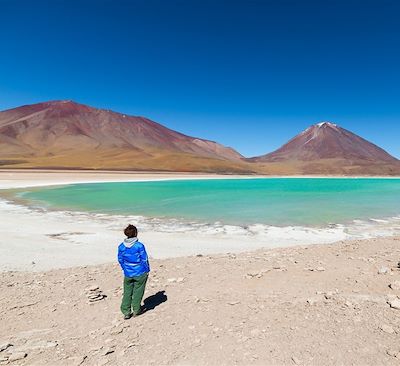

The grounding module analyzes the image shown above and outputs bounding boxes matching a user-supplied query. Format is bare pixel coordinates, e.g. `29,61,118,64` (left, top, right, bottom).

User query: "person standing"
118,224,150,319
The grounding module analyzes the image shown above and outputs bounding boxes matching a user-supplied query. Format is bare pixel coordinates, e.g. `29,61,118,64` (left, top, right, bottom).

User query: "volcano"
250,122,400,175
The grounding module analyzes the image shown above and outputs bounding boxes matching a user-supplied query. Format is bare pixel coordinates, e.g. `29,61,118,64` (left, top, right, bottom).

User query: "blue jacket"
118,237,150,277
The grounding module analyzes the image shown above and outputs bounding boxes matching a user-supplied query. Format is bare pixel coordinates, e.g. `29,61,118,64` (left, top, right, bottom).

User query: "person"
117,224,150,320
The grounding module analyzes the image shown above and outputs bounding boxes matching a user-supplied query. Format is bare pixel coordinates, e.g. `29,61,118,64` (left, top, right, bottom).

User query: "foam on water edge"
2,196,400,250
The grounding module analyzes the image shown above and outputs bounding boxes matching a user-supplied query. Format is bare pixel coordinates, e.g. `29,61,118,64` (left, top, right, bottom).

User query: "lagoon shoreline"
1,170,400,272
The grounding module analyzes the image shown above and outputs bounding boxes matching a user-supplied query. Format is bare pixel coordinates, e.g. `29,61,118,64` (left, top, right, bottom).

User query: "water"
13,178,400,228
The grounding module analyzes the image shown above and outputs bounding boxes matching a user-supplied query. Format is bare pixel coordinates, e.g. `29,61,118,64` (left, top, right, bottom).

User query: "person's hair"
124,224,138,238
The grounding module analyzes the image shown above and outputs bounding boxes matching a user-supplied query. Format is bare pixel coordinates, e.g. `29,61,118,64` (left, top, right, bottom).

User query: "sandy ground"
1,171,400,365
1,237,400,365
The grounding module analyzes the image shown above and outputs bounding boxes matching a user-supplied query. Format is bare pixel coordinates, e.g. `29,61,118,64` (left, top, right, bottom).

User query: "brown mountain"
250,122,400,175
0,100,253,173
0,102,399,175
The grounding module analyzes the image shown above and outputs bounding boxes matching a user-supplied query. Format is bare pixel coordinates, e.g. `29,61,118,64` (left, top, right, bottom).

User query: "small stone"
101,346,115,356
75,355,87,366
110,327,123,335
386,349,400,358
324,291,334,299
378,266,390,275
380,324,395,334
176,277,185,283
167,278,176,283
307,298,317,305
316,266,325,272
388,298,400,310
291,356,301,364
246,271,260,278
0,356,9,362
87,285,100,291
387,349,397,357
228,301,240,305
8,352,27,362
344,300,353,308
389,281,400,291
45,341,58,348
193,339,201,346
0,342,12,352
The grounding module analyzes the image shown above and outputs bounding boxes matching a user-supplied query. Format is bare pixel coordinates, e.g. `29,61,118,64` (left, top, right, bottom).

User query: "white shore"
0,170,399,272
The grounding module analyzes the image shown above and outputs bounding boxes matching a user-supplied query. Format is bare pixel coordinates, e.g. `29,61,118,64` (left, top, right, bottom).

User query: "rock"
378,266,390,275
246,271,261,278
388,298,400,310
273,266,287,272
85,286,106,303
306,298,317,305
389,281,400,291
75,355,87,366
324,291,335,299
167,278,176,283
0,342,12,352
87,285,100,291
380,324,395,334
344,300,353,308
101,346,115,356
8,352,27,362
308,267,325,272
386,349,400,358
176,277,185,283
291,355,301,364
387,349,397,357
228,301,240,305
0,356,9,362
192,339,202,346
110,327,123,335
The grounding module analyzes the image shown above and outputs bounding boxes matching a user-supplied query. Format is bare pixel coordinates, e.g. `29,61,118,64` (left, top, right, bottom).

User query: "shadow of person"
142,291,168,313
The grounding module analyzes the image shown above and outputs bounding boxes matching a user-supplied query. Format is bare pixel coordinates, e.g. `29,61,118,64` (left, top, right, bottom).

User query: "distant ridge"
0,101,399,175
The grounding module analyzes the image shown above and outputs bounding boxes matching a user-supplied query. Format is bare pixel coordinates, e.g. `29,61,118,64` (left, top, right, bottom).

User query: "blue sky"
0,0,399,158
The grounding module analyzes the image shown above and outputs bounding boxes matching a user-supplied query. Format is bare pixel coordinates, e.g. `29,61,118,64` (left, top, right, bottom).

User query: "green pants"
121,273,148,316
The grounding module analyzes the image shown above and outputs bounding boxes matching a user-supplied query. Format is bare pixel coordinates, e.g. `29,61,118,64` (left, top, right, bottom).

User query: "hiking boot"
124,313,132,320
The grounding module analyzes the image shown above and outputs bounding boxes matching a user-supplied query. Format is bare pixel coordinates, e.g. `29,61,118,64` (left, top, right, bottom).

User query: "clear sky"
0,0,399,158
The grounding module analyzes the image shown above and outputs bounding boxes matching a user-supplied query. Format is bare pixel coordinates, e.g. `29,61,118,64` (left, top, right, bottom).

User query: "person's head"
124,224,138,238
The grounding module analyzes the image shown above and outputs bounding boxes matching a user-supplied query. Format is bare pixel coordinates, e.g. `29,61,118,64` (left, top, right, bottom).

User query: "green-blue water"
13,178,400,227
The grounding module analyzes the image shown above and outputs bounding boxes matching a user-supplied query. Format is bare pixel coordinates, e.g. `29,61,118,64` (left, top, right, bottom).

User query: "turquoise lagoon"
12,178,400,229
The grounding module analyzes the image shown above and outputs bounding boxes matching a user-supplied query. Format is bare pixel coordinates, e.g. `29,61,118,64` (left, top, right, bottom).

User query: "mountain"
0,102,399,175
0,100,253,173
250,122,400,175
